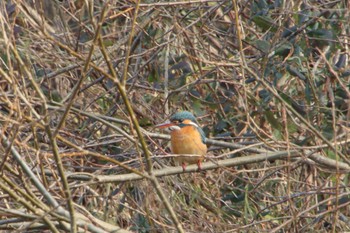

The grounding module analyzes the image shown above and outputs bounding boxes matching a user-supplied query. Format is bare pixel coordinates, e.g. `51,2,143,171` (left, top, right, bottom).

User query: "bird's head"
155,111,198,130
156,111,206,142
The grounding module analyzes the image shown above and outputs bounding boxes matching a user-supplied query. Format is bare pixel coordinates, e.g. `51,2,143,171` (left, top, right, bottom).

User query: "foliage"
0,0,349,232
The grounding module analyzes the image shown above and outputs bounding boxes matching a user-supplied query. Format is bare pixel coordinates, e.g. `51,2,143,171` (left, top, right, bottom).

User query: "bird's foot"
181,161,202,171
181,163,187,171
197,160,202,171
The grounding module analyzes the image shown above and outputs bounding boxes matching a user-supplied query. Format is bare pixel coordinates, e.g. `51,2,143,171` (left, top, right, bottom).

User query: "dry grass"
0,0,349,232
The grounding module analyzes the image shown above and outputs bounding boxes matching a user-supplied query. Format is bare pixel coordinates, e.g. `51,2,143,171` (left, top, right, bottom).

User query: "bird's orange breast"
170,125,207,156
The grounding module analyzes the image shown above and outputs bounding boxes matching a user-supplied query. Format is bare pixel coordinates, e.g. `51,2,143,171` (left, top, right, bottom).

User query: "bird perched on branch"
156,111,207,171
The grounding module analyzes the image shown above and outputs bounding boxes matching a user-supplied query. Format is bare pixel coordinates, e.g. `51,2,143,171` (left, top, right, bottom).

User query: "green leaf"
254,40,271,53
214,119,228,133
321,125,335,140
252,15,278,32
272,128,283,140
274,42,293,57
222,206,242,217
286,65,306,81
265,110,281,130
282,26,298,38
307,28,334,47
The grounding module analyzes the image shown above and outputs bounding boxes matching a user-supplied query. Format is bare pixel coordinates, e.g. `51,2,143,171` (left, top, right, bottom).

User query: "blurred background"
0,0,349,232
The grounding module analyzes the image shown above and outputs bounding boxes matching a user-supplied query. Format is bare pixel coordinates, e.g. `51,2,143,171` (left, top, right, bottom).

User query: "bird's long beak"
155,120,175,129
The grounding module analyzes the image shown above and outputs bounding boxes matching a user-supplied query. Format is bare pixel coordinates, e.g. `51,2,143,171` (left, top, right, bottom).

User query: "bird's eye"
172,119,183,124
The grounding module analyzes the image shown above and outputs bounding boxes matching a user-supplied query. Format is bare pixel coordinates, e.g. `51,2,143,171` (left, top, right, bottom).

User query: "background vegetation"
0,0,349,232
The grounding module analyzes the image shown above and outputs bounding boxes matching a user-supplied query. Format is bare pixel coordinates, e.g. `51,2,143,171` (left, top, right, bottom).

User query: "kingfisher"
156,111,207,171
